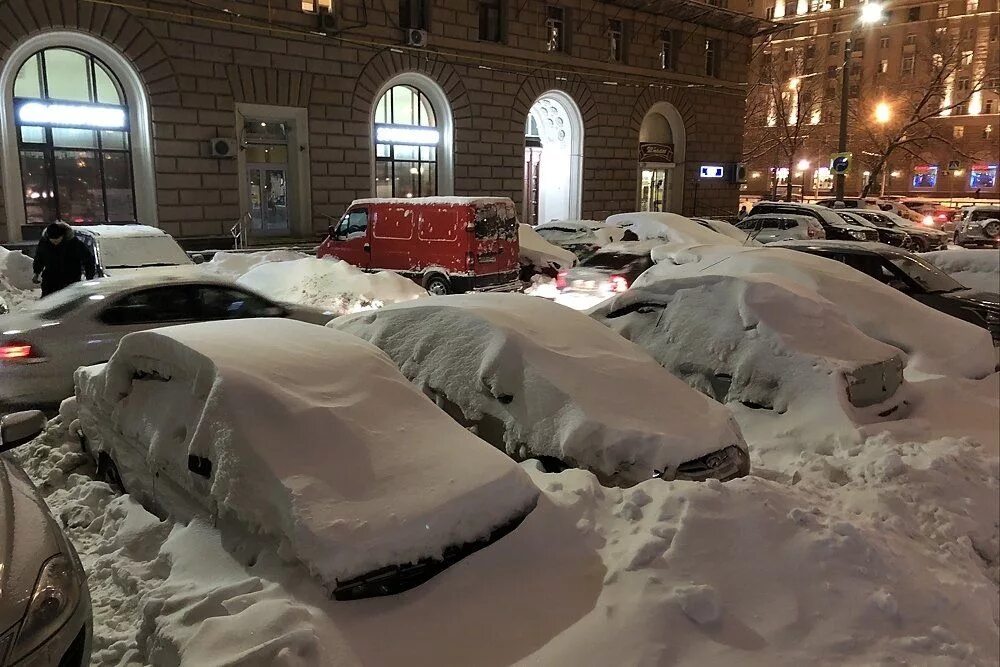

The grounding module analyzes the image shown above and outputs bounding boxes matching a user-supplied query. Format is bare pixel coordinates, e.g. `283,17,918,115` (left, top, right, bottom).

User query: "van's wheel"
424,274,451,296
97,454,125,494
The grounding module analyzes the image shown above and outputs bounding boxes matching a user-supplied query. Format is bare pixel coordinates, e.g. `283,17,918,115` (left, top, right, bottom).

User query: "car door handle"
363,243,371,252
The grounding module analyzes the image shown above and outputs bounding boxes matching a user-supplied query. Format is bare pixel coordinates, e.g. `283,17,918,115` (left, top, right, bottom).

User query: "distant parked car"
333,294,750,486
0,410,92,666
75,319,539,601
773,240,1000,343
317,197,520,295
73,225,198,278
952,205,1000,248
690,217,761,245
836,211,911,248
813,197,878,211
555,242,657,302
517,223,577,280
533,220,624,261
735,213,825,243
0,276,335,409
845,209,949,252
749,202,879,242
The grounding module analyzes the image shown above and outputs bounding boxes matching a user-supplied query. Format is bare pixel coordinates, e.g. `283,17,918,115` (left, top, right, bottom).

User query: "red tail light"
609,275,630,293
0,341,35,361
556,270,568,289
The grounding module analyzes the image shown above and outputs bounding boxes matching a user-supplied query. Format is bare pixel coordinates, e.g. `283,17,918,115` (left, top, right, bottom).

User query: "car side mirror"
328,224,337,237
0,410,47,453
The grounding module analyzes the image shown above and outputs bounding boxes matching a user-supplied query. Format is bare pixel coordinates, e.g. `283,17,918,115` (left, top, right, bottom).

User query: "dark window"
608,19,625,63
100,286,196,326
705,38,721,77
765,5,775,19
399,0,428,30
195,286,278,320
880,36,890,48
827,65,838,78
907,6,921,21
805,44,816,59
831,21,840,32
478,1,503,42
546,6,567,52
660,29,676,69
829,40,840,55
937,2,949,17
582,252,647,271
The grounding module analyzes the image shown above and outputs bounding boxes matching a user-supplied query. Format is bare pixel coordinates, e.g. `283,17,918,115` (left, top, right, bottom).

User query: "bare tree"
850,35,988,198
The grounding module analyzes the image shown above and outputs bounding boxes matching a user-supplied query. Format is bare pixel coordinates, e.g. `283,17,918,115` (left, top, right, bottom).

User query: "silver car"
735,213,825,243
0,411,92,666
953,206,1000,248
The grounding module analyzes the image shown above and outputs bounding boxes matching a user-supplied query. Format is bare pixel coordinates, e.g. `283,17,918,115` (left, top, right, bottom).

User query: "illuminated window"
878,59,888,73
935,26,948,38
965,0,978,11
545,6,566,52
13,48,135,224
880,36,890,48
969,165,996,189
953,125,965,138
937,2,948,17
373,85,439,198
301,0,332,12
961,50,973,66
912,165,938,188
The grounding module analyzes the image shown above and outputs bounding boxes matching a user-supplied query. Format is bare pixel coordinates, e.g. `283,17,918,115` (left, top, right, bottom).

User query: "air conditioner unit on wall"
406,29,428,48
209,138,236,158
731,163,748,184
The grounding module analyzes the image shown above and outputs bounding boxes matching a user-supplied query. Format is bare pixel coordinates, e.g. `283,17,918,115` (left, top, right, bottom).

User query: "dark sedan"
773,240,1000,343
837,211,911,248
845,209,949,252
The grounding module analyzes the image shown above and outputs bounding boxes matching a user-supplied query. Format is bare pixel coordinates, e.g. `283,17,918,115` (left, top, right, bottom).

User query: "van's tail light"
0,341,38,362
556,270,568,289
609,275,630,293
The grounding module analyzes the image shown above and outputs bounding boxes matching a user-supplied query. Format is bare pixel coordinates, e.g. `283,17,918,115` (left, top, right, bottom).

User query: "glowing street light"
789,77,801,90
874,101,891,124
797,159,811,170
859,2,883,24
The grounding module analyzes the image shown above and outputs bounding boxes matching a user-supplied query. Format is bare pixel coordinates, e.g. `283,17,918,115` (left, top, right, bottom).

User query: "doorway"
523,139,542,225
244,121,291,236
639,167,670,212
523,91,583,225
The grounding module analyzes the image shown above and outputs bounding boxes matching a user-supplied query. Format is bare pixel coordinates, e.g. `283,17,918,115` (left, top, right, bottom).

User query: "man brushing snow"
32,222,97,297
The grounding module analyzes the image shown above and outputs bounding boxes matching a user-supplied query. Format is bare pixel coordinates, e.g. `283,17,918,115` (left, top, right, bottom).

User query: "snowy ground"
923,249,1000,293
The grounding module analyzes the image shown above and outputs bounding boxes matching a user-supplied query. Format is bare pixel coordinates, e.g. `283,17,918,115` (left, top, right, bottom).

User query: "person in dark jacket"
31,222,97,297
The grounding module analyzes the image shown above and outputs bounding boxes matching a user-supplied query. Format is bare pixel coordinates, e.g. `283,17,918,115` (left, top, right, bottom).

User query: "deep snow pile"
643,244,995,379
605,212,741,246
74,319,538,589
235,256,427,313
923,249,999,293
333,294,746,486
13,370,999,666
0,246,37,311
590,273,907,439
201,249,310,280
518,223,577,273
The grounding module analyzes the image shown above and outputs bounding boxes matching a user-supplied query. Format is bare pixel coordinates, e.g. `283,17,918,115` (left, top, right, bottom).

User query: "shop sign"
639,142,674,164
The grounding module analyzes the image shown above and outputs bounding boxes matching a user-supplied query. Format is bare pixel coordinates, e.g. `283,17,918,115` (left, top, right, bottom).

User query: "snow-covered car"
952,206,1000,248
554,241,658,308
332,294,750,486
75,225,197,278
590,275,907,425
533,220,624,261
0,276,335,409
606,212,742,246
0,410,92,666
74,318,539,601
518,223,578,280
734,213,825,243
690,217,761,245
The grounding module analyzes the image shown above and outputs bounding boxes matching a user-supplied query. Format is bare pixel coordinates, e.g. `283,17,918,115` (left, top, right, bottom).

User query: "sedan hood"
0,457,61,633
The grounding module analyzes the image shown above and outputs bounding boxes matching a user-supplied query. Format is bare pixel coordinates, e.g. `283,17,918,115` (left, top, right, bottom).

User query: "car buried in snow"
0,410,92,667
73,318,539,601
332,293,750,486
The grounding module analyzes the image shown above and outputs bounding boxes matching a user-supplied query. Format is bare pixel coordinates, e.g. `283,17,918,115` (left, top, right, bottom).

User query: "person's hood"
41,221,75,241
0,458,63,633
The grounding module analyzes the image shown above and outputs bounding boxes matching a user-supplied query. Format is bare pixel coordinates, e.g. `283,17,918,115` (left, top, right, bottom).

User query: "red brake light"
609,275,630,293
0,342,35,361
556,270,568,289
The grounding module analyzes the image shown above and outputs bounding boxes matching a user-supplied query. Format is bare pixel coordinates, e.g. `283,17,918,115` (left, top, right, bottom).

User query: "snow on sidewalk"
11,375,999,667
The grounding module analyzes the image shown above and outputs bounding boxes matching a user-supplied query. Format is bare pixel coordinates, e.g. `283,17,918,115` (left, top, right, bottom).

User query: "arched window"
12,48,136,224
373,84,440,198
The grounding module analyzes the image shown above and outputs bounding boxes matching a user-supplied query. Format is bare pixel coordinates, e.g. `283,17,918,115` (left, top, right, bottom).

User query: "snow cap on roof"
73,224,167,238
350,196,515,207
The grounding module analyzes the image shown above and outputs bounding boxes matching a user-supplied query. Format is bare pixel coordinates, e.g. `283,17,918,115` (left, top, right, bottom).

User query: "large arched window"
373,84,440,198
11,48,136,225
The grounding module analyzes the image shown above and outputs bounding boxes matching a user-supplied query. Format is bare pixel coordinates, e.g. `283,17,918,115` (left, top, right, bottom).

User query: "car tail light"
922,216,935,227
0,341,36,362
556,270,568,289
609,275,629,293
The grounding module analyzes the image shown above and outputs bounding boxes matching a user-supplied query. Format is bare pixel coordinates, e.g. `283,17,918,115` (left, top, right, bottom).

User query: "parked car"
868,198,931,225
734,213,825,243
517,223,577,280
73,225,198,278
813,197,878,211
74,318,539,601
773,240,1000,343
0,276,335,409
0,410,92,666
836,210,911,248
555,241,657,302
952,205,1000,248
317,197,520,295
748,202,879,242
845,209,949,252
533,220,625,261
332,294,750,486
690,217,761,245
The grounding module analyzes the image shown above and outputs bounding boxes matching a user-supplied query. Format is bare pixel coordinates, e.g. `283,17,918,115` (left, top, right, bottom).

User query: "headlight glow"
9,554,82,662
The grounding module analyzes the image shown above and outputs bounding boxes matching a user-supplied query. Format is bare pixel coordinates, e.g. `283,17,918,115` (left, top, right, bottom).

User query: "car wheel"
424,274,451,296
97,453,126,494
984,221,1000,238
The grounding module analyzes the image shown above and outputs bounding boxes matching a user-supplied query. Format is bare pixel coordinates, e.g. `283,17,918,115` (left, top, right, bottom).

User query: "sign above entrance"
17,101,127,130
639,142,674,164
699,165,725,179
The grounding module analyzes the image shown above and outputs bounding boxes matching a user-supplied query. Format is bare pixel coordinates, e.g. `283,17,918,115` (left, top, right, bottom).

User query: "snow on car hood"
643,244,996,379
605,212,742,246
332,294,745,486
74,319,539,587
518,224,577,270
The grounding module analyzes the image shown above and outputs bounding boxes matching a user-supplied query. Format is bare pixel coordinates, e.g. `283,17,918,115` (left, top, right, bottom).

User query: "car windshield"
969,208,1000,222
582,252,645,270
889,255,964,293
99,236,192,268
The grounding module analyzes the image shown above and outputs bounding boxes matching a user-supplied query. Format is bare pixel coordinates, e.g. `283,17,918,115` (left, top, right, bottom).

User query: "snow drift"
923,249,1000,293
332,293,748,486
235,256,427,314
201,249,310,280
518,223,577,273
642,244,995,379
74,319,539,590
0,246,37,312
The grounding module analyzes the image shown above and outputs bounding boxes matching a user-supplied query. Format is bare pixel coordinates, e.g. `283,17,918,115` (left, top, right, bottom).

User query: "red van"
317,197,520,295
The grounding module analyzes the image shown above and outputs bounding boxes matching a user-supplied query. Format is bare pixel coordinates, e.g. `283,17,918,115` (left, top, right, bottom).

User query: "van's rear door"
472,200,519,278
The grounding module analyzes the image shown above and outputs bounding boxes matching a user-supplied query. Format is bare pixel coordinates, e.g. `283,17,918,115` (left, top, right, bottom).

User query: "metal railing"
230,212,251,250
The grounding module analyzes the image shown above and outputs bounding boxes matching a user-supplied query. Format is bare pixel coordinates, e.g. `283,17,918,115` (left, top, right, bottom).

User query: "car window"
582,252,645,270
736,218,757,230
969,208,1000,222
779,219,798,230
888,255,964,293
195,286,278,320
100,286,196,325
347,209,368,237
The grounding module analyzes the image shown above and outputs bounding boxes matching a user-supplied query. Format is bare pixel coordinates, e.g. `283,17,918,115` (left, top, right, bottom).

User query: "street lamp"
874,101,891,124
834,3,883,202
797,159,810,198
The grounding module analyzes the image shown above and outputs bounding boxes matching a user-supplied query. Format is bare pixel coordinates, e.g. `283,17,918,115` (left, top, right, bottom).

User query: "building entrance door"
639,167,670,212
247,164,289,235
523,143,542,225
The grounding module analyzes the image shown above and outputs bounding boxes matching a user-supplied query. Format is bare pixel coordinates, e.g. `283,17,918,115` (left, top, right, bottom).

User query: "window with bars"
13,48,135,224
373,85,439,198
